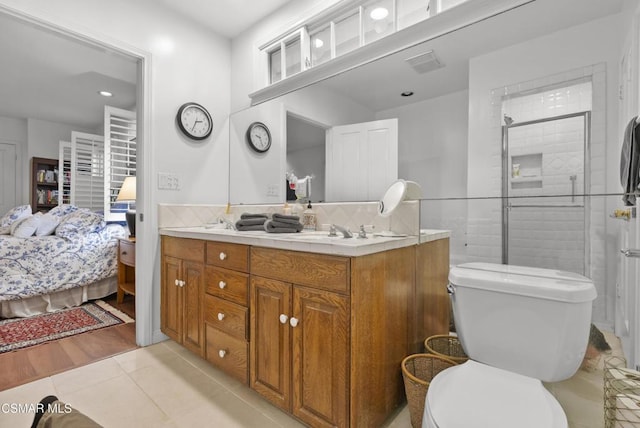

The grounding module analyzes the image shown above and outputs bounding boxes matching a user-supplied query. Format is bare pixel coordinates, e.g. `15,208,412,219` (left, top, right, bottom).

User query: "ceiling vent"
405,50,444,74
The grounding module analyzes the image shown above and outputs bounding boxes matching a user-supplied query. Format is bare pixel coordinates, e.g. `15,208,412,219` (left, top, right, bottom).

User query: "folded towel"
264,219,303,233
236,218,266,227
272,213,301,224
237,224,267,231
241,213,269,220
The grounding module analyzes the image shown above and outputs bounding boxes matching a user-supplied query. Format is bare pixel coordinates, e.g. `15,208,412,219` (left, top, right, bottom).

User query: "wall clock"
176,102,213,140
246,122,271,153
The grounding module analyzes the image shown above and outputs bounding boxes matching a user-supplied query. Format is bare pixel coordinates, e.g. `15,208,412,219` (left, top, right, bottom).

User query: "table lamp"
116,176,136,237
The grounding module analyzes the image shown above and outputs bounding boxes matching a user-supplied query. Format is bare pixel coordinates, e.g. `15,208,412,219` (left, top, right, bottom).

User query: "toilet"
423,262,597,428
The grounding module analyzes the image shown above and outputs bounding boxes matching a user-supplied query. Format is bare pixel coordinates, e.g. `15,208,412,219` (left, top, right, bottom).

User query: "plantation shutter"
58,141,72,205
70,131,104,211
104,106,136,222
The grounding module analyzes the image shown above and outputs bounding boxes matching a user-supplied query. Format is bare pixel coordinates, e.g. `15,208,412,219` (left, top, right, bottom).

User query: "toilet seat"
424,360,567,428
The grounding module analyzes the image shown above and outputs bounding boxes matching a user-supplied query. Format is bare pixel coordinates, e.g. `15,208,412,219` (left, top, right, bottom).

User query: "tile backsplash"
158,201,420,236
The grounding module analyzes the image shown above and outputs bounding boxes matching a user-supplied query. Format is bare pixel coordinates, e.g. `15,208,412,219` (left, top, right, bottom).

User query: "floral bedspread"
0,225,126,301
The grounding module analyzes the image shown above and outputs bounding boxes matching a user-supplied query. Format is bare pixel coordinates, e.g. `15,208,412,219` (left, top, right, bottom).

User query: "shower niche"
509,153,542,190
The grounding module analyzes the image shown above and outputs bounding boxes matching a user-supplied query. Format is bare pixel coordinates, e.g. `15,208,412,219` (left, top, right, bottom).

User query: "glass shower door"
502,112,590,275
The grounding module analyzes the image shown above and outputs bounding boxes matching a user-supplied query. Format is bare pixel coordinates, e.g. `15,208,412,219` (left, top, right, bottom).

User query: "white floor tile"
0,378,57,428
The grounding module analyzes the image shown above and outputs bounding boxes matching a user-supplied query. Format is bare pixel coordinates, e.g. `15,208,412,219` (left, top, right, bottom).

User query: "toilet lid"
426,361,567,428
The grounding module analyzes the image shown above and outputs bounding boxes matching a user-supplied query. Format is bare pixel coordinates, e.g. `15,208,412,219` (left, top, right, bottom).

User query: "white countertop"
159,227,449,257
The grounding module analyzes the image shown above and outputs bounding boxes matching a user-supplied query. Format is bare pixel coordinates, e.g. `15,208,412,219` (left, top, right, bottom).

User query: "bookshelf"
31,157,59,213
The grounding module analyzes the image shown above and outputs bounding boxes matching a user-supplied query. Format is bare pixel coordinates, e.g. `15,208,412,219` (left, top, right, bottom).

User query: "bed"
0,204,126,318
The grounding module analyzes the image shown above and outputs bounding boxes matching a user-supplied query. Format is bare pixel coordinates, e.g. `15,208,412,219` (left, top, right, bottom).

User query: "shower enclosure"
502,111,591,275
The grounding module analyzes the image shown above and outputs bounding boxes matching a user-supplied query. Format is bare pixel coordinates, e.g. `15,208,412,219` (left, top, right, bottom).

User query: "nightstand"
117,237,136,304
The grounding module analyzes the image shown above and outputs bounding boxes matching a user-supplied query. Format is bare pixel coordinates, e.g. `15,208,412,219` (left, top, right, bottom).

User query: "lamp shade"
116,176,136,202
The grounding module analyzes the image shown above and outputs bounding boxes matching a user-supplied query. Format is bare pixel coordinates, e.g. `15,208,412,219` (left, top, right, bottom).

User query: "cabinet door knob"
218,349,227,358
218,280,226,289
279,314,289,324
289,317,299,327
219,252,227,260
180,280,185,287
217,312,225,321
174,279,179,286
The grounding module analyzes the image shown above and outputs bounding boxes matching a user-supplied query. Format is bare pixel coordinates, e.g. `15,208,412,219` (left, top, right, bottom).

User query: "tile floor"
0,339,408,428
0,336,619,428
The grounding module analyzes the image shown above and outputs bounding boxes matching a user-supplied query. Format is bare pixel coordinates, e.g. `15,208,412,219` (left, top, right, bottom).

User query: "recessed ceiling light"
401,91,414,97
370,7,389,20
98,90,113,97
314,38,324,49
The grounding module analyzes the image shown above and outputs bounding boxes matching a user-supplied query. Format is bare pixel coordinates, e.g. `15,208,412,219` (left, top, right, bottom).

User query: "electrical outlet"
266,184,279,197
158,172,181,190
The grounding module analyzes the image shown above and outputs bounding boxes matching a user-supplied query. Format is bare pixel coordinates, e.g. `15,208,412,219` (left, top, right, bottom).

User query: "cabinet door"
250,276,291,411
161,255,182,343
182,260,204,356
292,286,349,428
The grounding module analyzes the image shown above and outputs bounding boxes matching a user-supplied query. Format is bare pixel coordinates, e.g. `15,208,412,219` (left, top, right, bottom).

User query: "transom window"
261,0,468,86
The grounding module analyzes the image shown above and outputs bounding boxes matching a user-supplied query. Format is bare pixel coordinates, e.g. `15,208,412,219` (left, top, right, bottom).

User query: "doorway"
502,111,591,275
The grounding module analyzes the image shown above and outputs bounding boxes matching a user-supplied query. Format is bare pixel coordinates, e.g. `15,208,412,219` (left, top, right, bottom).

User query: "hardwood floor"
0,294,138,391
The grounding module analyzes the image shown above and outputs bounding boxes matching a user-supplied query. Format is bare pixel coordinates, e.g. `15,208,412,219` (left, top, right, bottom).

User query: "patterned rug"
0,300,134,353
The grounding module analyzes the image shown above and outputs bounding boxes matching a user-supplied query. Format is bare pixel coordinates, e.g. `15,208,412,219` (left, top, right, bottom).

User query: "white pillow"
0,204,32,235
11,214,40,238
36,213,60,236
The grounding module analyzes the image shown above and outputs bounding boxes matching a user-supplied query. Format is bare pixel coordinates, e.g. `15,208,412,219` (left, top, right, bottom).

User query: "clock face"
247,122,271,153
177,103,212,140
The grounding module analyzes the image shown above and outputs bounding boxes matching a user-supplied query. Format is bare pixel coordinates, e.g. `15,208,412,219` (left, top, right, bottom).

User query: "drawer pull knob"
219,252,227,260
218,281,226,289
217,312,225,321
218,349,227,358
180,280,185,287
174,279,179,286
289,317,299,328
279,314,288,324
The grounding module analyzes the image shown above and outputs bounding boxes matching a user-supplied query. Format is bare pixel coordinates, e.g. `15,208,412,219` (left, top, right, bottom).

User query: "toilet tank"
449,263,597,382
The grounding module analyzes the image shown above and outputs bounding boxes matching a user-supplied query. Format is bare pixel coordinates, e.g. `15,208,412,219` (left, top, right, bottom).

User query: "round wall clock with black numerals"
176,102,213,140
246,121,271,153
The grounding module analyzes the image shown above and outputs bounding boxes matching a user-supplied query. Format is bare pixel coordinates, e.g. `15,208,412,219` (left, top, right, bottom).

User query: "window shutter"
71,131,105,211
104,106,136,222
58,141,72,205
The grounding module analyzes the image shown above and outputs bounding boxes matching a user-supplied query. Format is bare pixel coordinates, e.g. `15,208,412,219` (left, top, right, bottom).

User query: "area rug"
0,300,134,353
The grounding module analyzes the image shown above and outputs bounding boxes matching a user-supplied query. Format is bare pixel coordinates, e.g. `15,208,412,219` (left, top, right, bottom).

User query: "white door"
0,142,17,215
325,119,398,201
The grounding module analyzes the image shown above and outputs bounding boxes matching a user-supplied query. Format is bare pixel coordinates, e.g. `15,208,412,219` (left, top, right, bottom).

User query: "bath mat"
0,300,133,353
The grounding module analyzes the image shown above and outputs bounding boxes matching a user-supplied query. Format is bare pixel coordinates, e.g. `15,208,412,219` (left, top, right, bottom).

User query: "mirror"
379,179,422,217
228,0,623,205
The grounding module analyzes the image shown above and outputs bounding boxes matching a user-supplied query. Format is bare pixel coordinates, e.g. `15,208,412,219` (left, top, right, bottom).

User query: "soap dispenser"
302,202,317,231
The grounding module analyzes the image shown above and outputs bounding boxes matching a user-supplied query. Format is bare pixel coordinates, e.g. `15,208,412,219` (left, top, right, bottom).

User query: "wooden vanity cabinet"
160,235,450,428
161,236,205,356
203,241,250,383
250,270,349,428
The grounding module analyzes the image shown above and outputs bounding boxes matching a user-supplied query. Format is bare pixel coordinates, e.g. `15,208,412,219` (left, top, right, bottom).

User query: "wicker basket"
424,334,469,364
604,356,640,428
401,353,457,428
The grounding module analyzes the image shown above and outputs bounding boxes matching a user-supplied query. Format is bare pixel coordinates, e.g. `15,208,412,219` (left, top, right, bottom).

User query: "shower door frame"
501,111,592,274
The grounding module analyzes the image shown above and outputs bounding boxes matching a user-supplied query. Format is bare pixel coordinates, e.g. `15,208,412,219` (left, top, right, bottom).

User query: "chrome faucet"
330,224,353,238
218,217,236,230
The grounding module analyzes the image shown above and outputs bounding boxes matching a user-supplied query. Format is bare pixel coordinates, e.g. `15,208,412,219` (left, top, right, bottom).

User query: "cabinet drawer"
251,247,350,293
206,242,249,272
206,325,248,384
205,266,249,306
118,239,135,266
162,236,204,262
204,295,248,340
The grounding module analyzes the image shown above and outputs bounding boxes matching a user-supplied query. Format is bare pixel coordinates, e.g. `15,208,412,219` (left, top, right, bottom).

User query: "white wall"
0,116,27,205
0,0,232,344
467,14,623,326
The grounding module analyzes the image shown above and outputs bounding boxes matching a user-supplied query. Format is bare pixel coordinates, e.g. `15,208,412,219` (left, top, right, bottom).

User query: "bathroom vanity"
160,228,449,428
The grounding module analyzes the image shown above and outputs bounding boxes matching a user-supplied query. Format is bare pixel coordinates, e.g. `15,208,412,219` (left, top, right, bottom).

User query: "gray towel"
237,224,267,231
264,219,303,233
236,217,267,231
272,213,301,225
241,213,268,220
621,116,640,206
